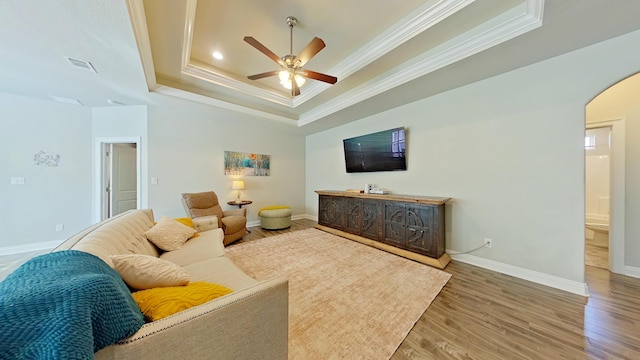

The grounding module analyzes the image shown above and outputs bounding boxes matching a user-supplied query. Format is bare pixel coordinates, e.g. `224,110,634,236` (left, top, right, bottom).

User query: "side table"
227,200,252,208
227,200,252,233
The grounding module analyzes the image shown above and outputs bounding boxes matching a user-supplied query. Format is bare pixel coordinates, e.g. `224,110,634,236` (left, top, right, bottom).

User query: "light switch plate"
11,177,25,185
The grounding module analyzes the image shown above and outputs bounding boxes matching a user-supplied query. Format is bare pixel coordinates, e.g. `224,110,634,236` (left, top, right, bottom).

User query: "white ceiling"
1,0,639,134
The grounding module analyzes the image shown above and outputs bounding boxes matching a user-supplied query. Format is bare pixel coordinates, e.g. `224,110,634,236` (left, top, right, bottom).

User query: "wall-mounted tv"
343,127,406,173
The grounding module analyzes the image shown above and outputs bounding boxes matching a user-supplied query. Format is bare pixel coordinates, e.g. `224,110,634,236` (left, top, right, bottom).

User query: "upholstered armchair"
181,191,247,246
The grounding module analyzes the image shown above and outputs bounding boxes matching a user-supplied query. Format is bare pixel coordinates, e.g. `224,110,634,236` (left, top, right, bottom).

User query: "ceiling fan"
244,16,337,97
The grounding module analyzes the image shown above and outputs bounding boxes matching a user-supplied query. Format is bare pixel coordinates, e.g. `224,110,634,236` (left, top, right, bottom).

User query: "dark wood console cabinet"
316,190,451,269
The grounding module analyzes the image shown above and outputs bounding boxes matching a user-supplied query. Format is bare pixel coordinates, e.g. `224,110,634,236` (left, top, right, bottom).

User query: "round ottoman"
259,206,292,230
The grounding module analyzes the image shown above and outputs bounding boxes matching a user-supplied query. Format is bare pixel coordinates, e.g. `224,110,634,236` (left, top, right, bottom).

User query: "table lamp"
232,180,245,203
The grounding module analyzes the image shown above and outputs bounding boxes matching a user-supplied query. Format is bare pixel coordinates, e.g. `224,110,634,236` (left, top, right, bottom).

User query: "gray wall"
305,29,640,293
0,94,92,249
146,94,307,224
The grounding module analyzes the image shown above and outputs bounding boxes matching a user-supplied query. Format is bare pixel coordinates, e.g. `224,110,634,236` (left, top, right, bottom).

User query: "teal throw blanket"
0,250,145,359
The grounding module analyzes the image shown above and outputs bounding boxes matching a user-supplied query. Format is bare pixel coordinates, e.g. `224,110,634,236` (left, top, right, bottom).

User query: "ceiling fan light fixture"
280,73,305,89
244,15,336,96
278,70,290,82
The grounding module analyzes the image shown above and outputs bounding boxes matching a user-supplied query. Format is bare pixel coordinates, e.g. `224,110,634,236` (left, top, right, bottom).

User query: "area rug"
225,228,451,359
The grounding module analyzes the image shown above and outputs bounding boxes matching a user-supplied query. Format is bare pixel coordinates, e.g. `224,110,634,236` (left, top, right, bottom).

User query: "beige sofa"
53,209,288,359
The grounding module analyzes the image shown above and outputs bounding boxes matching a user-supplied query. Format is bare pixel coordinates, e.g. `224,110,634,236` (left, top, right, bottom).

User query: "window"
585,134,595,150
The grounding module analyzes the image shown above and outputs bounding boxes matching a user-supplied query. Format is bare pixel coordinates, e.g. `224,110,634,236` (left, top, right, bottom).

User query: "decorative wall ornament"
34,150,61,167
224,151,270,176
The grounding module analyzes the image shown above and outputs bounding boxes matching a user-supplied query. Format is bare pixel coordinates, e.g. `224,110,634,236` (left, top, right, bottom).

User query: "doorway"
583,118,625,274
94,137,142,222
102,143,138,219
584,126,611,269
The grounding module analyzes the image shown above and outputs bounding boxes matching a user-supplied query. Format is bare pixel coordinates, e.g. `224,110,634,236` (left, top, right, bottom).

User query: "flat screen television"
343,127,406,173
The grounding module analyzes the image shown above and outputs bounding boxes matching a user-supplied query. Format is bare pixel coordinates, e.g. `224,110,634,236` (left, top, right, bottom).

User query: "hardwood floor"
2,219,639,359
585,231,609,270
251,221,640,359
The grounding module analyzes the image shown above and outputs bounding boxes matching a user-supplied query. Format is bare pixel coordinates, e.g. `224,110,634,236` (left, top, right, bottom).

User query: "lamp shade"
231,180,245,190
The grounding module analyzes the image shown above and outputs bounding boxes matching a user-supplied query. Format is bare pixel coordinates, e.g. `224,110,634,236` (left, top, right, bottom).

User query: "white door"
110,144,138,216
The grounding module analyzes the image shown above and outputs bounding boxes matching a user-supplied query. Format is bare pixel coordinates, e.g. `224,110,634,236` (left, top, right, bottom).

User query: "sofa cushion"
160,229,225,267
145,216,196,251
183,257,258,291
132,282,233,321
110,254,190,290
53,209,159,267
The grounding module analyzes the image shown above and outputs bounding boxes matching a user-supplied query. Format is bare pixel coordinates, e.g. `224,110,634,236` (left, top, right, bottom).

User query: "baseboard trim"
0,240,62,256
625,265,640,278
291,214,310,221
248,214,312,229
449,252,590,297
247,220,260,228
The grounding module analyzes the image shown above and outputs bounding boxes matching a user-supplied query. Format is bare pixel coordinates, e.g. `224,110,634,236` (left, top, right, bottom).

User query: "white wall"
0,93,92,250
146,95,306,224
306,29,640,293
587,72,640,269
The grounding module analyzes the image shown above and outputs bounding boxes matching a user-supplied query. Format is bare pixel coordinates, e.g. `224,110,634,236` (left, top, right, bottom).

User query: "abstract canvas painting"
224,151,270,176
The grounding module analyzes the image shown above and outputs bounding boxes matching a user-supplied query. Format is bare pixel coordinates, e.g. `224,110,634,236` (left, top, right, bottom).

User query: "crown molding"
130,0,544,126
126,0,158,90
151,85,298,125
298,0,544,126
182,64,295,107
179,0,476,108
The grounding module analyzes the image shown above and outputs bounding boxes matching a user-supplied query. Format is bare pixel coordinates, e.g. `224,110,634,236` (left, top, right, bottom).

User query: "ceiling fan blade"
292,79,301,97
247,70,280,80
243,36,283,65
299,70,337,84
296,37,325,67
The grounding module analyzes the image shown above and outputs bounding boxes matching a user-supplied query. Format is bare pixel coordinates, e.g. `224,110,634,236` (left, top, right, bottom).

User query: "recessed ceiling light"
212,51,223,60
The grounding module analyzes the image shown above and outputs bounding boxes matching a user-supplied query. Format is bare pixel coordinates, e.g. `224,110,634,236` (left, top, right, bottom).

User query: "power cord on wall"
449,243,488,256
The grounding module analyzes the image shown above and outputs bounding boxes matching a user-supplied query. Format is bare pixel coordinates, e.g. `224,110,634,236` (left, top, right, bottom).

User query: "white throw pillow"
110,254,190,290
145,216,196,251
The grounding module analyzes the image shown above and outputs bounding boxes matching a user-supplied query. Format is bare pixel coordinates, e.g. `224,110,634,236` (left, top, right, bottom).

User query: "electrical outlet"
55,224,64,232
484,238,492,248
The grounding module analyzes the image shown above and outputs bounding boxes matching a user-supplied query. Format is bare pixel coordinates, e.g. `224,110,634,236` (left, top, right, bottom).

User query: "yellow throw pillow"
110,254,190,290
132,282,234,321
173,217,194,228
145,216,197,251
173,217,200,238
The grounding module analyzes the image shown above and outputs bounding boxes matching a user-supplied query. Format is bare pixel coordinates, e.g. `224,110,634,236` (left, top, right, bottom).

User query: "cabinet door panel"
383,202,405,247
319,196,345,229
405,205,435,256
361,200,380,240
345,198,361,234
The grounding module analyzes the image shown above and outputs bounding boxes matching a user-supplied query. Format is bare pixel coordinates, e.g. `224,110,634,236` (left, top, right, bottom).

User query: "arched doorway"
585,72,640,275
